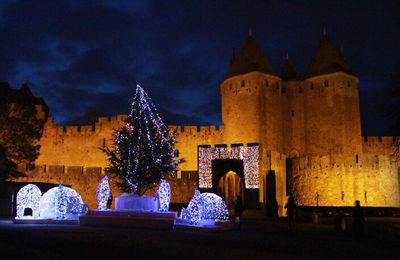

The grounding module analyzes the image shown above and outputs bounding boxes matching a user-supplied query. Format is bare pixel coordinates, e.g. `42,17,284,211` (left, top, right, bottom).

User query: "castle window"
241,80,245,87
282,87,286,94
299,87,302,93
102,138,106,147
324,80,329,87
310,84,314,90
174,150,179,157
356,154,359,163
265,80,269,87
291,110,295,117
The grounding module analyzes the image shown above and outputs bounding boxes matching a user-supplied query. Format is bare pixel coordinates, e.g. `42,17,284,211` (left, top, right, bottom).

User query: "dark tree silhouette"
0,82,45,182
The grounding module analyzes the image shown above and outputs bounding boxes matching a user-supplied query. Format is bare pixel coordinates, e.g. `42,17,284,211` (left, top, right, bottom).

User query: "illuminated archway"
198,145,259,189
217,171,244,206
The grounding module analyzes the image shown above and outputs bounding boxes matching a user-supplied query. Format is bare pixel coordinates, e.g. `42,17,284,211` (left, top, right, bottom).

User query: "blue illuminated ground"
0,211,398,259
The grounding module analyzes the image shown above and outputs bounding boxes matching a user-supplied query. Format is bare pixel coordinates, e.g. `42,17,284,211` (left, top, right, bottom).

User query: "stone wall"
14,164,198,209
289,154,399,207
13,69,399,213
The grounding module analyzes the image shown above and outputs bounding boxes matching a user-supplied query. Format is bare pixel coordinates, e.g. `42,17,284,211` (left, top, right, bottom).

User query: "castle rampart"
289,153,399,207
11,33,399,214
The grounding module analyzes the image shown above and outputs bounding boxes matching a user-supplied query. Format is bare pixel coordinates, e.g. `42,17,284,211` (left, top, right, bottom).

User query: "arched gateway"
212,159,244,206
197,144,260,208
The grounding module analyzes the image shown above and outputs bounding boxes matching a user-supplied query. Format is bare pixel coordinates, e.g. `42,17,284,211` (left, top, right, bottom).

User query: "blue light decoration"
40,186,87,220
199,193,229,221
182,189,229,225
55,183,67,219
179,207,190,219
96,176,112,210
157,179,171,212
16,184,42,219
188,189,202,225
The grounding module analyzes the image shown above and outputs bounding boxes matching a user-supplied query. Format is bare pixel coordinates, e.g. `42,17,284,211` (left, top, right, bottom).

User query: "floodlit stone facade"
14,34,400,214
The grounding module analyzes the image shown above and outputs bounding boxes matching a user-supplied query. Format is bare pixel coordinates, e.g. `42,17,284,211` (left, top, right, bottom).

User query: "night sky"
0,1,399,135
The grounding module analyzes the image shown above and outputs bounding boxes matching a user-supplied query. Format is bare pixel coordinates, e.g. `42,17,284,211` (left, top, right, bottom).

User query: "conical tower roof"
305,35,353,79
226,35,276,79
20,82,34,97
281,55,300,81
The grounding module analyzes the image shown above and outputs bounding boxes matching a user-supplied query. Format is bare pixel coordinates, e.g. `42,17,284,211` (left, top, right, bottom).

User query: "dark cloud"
0,0,399,133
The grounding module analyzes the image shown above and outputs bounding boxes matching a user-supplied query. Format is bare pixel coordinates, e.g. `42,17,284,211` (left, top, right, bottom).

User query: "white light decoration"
199,193,229,221
107,85,179,195
187,189,202,225
157,179,171,212
40,186,87,220
198,145,259,189
55,184,67,218
16,184,42,219
182,190,229,225
96,176,112,210
179,207,190,219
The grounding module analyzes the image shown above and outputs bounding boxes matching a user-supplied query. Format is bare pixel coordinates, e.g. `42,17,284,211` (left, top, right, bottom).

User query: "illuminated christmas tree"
102,85,178,196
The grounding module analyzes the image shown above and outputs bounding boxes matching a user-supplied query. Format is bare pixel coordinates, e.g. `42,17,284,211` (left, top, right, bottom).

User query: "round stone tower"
303,34,362,156
220,34,281,147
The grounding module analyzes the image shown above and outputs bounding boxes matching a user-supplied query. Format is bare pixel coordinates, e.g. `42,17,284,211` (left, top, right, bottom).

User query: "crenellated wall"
36,115,128,167
289,154,399,207
362,136,397,156
12,68,399,213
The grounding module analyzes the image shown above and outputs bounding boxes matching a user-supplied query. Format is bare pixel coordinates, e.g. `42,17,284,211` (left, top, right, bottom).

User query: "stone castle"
10,33,400,215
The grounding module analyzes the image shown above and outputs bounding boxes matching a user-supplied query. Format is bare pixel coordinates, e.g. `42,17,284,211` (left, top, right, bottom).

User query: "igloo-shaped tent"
40,186,87,219
16,184,42,219
183,191,229,224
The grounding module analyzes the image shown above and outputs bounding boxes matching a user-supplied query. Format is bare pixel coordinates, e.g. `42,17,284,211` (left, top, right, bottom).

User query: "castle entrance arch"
198,145,260,208
212,159,245,206
217,171,244,207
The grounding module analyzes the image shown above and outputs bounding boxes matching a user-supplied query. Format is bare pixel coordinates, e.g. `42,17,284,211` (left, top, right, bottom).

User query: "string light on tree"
188,189,202,225
102,85,180,196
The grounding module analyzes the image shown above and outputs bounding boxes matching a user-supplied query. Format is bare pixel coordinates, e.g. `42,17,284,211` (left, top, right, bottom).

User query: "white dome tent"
16,184,42,219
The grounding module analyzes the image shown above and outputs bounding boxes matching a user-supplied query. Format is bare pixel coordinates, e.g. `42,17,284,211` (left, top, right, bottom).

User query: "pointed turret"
305,34,353,79
226,35,276,79
280,54,300,81
19,82,37,103
20,82,34,98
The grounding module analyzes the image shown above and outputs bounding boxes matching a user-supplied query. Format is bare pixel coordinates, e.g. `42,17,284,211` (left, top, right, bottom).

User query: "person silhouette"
285,196,296,227
107,192,113,209
234,195,244,230
353,200,365,240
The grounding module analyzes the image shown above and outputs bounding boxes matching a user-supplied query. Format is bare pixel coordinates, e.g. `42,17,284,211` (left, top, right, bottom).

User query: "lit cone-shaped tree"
102,85,178,196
